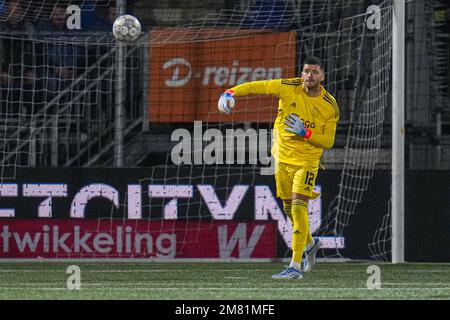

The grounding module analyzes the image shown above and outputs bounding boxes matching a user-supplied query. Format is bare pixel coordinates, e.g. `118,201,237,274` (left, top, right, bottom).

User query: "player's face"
301,64,324,89
51,8,66,27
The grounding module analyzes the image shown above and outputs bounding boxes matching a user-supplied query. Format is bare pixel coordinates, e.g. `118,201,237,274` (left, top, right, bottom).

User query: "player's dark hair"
303,56,322,67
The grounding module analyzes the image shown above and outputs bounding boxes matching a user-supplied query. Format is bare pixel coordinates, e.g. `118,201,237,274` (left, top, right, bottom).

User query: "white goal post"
392,0,405,264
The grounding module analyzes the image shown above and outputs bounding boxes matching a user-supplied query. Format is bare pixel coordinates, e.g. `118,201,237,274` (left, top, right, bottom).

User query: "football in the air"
112,14,141,42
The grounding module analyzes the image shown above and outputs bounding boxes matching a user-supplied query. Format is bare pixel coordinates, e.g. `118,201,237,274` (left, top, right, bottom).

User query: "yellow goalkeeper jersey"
229,78,340,167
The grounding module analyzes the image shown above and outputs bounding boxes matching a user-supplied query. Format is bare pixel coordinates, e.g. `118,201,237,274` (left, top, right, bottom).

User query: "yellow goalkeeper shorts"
275,161,319,200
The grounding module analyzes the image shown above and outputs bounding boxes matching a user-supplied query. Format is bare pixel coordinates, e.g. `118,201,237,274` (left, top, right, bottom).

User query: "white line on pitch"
1,287,450,292
0,269,271,273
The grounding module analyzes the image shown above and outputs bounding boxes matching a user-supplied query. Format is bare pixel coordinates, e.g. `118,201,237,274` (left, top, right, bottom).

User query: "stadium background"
0,0,449,264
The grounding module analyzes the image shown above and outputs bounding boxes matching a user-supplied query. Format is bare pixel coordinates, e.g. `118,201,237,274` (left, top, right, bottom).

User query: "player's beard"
304,80,321,92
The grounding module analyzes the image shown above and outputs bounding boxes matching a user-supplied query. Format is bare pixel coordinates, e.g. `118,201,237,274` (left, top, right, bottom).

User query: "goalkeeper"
218,57,339,280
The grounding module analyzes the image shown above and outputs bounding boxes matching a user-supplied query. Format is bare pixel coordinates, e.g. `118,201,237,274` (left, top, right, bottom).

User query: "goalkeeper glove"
284,114,312,139
218,89,235,114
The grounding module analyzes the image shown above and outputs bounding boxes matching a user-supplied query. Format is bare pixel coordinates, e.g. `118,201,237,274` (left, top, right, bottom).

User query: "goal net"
0,0,394,261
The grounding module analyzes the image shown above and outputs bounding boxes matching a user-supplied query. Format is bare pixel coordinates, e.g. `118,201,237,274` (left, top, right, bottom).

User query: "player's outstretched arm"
218,79,283,114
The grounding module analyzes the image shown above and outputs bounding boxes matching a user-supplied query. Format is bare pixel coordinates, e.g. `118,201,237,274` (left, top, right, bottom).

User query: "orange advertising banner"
149,30,296,123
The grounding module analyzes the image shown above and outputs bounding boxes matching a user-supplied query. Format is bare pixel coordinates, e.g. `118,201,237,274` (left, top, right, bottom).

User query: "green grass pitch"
0,262,449,300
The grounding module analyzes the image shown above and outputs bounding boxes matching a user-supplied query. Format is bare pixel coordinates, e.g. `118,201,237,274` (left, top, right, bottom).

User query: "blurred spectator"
84,3,116,68
0,0,36,68
435,1,450,32
0,0,35,33
79,0,99,31
35,3,84,99
92,3,117,32
0,0,38,114
242,0,294,30
35,3,69,32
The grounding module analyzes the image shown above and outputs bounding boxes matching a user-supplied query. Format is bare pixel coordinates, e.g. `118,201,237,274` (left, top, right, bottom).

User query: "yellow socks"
282,201,292,221
284,199,313,245
290,198,310,268
284,198,314,269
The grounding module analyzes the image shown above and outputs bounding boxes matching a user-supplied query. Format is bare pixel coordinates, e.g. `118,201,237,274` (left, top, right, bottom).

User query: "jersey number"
305,172,315,186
